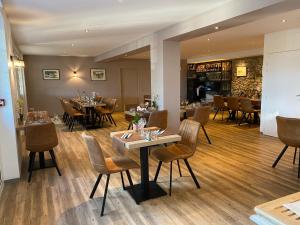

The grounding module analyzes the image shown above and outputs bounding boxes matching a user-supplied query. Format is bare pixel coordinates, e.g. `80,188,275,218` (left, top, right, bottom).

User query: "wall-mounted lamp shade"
237,66,247,77
73,71,78,78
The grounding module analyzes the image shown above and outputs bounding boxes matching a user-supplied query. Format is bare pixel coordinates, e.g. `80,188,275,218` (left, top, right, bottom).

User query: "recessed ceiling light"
282,19,287,23
214,26,219,30
71,43,75,47
118,0,124,2
207,38,211,41
85,28,89,33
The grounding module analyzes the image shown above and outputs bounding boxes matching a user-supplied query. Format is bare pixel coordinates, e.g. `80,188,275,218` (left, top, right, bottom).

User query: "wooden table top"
16,111,52,131
71,98,106,108
110,128,181,150
254,192,300,225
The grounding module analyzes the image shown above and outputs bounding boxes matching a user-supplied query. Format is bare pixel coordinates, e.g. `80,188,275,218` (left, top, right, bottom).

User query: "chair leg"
293,147,297,164
213,109,219,120
90,174,102,199
221,110,224,120
100,174,110,217
184,159,200,188
154,161,162,182
127,122,132,130
125,170,139,204
202,125,211,144
120,172,125,190
239,112,246,125
107,114,113,125
298,150,300,178
272,145,289,168
169,161,173,196
28,152,36,182
49,150,61,176
109,114,117,127
177,160,182,177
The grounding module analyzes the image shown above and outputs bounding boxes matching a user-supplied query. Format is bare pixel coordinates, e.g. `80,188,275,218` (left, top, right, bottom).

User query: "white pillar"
0,8,20,180
261,27,300,137
151,36,181,131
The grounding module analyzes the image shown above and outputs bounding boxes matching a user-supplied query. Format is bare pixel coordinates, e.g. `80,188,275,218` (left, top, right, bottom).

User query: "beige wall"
24,55,150,115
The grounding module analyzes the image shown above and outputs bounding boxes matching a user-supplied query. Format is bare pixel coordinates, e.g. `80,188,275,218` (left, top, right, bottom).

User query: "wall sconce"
73,71,78,78
236,66,247,77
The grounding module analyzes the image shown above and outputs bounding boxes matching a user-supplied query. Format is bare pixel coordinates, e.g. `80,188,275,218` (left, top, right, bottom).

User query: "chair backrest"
25,122,58,152
146,110,168,129
94,95,102,102
107,98,117,113
239,98,253,113
276,116,300,147
227,96,239,111
192,106,211,126
213,95,225,108
81,133,108,173
178,119,200,152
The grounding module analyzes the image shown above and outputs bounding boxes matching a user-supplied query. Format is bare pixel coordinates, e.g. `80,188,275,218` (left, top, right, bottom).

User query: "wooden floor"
1,113,300,225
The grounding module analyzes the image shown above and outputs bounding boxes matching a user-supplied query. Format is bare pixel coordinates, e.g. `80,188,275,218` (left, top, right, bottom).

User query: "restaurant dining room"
1,1,300,225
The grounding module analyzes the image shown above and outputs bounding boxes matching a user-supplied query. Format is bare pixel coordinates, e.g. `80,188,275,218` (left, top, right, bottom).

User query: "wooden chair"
213,95,229,120
81,133,139,216
239,98,260,126
151,119,201,196
96,98,117,127
146,110,168,130
65,102,84,131
188,106,211,144
25,122,61,182
227,96,240,122
272,116,300,178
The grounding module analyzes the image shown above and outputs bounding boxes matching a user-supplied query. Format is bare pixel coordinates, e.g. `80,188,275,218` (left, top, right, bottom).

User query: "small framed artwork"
236,66,247,77
91,69,106,81
43,69,60,80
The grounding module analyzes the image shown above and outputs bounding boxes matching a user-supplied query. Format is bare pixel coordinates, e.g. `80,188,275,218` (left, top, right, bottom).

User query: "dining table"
251,192,300,225
70,98,106,129
223,97,261,123
111,128,181,202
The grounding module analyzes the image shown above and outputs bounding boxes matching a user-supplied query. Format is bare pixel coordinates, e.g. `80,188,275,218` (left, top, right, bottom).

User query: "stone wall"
231,56,263,98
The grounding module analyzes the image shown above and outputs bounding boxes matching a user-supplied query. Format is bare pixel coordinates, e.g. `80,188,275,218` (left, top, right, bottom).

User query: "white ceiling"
3,0,231,56
125,8,300,61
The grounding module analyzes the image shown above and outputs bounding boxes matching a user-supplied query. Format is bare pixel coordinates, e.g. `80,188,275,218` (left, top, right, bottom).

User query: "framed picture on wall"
43,69,60,80
236,66,247,77
91,69,106,81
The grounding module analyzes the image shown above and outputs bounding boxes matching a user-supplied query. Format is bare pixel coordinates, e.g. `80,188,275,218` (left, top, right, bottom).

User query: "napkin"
283,200,300,216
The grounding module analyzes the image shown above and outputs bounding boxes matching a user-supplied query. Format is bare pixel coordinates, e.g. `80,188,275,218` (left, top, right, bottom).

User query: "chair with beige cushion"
96,98,117,127
146,110,168,129
81,133,139,216
239,98,260,126
151,119,201,195
213,95,229,120
188,106,211,144
65,101,85,131
25,122,61,182
272,116,300,178
227,96,240,122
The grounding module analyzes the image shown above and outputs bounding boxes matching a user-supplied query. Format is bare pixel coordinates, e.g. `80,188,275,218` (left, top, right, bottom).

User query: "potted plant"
16,97,24,122
132,114,140,131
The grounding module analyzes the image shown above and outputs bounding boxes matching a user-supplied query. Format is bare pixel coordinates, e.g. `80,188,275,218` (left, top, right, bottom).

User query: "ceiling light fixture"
71,43,75,47
281,19,287,23
85,28,89,33
207,38,211,41
214,26,219,30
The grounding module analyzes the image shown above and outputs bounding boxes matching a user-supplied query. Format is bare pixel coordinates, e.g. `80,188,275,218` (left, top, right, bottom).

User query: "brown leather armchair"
25,122,61,182
272,116,300,178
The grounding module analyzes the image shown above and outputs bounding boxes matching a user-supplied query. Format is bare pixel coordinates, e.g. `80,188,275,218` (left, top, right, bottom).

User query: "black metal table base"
126,181,167,203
